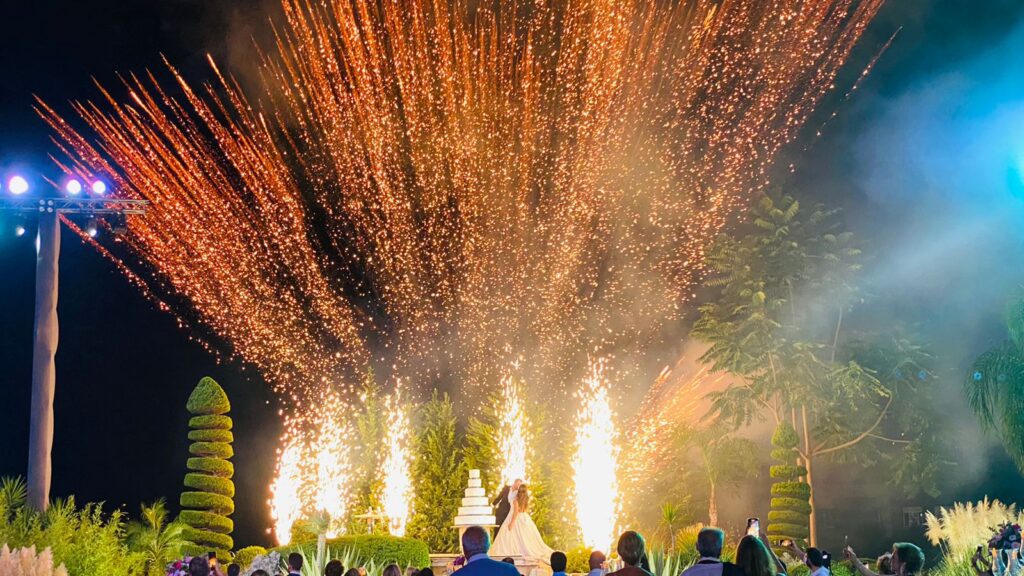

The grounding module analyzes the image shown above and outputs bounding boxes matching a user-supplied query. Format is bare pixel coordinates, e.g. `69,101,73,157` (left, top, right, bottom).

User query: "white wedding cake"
453,469,497,527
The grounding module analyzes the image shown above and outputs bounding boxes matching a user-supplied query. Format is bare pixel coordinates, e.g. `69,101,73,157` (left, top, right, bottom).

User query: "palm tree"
126,499,190,576
967,295,1024,475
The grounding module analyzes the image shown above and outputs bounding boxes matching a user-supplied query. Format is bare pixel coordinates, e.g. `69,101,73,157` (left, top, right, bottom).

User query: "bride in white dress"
490,481,553,563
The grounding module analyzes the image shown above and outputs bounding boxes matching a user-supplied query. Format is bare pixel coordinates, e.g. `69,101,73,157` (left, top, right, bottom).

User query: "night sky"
1,0,1023,550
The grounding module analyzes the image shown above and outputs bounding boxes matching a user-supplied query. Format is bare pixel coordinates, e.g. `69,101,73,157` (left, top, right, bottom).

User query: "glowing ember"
36,0,885,410
269,434,306,545
572,359,620,551
497,372,529,484
381,380,414,537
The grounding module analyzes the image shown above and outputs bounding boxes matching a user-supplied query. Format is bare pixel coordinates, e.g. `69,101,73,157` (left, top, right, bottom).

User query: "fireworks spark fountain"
381,381,413,537
572,359,620,551
497,372,529,485
37,0,886,532
269,434,307,545
269,391,353,545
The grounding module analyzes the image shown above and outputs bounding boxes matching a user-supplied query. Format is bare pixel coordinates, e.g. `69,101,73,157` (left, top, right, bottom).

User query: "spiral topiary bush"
766,422,811,546
179,376,235,559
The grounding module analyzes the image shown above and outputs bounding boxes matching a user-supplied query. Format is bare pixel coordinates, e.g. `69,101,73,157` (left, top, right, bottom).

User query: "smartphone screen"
746,518,760,536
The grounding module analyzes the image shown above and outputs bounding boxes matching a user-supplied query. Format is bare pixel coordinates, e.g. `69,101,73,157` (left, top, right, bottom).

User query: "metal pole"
27,211,59,511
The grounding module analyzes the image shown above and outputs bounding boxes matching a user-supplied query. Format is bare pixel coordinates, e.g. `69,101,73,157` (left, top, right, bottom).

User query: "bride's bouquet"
989,523,1023,550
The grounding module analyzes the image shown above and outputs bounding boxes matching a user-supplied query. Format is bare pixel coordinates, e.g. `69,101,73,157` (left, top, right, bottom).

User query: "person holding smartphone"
844,543,924,576
785,541,829,576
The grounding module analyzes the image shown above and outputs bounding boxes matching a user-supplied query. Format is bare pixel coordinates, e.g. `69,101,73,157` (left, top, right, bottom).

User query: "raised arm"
845,547,879,576
760,534,787,575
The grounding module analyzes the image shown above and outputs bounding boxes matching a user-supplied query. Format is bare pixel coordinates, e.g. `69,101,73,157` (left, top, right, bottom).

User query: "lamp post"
1,180,148,510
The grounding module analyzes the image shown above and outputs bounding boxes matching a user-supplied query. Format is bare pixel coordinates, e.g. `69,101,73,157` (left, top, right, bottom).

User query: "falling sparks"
497,372,529,485
572,359,620,551
37,0,886,528
381,380,414,537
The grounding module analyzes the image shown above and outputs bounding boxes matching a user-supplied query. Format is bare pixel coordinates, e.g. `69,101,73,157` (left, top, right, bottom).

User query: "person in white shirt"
785,542,829,576
588,550,608,576
679,528,745,576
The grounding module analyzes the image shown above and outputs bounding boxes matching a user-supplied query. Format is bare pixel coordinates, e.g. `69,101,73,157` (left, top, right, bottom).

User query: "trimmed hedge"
187,376,231,415
187,457,234,478
189,415,233,430
188,429,234,443
179,377,236,555
182,526,234,551
179,510,234,533
770,498,812,515
181,491,235,514
768,422,810,549
184,473,236,497
278,534,430,569
233,546,268,569
768,510,811,525
770,481,812,498
189,441,234,459
766,522,810,539
769,465,808,479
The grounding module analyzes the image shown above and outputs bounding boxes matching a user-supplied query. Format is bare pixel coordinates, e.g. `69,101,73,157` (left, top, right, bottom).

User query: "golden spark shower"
35,0,884,537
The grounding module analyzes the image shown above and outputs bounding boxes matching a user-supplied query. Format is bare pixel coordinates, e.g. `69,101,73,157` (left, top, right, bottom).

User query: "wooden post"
27,211,59,511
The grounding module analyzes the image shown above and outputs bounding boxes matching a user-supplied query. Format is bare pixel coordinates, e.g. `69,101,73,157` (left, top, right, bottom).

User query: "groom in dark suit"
458,526,519,576
492,478,522,538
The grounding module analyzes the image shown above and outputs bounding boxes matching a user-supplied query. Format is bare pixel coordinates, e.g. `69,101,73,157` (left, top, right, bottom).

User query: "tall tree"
676,425,759,526
967,295,1024,475
406,391,466,552
347,368,386,534
693,191,940,544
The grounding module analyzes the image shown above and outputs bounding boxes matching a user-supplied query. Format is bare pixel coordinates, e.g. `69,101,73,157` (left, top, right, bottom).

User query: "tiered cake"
453,469,497,527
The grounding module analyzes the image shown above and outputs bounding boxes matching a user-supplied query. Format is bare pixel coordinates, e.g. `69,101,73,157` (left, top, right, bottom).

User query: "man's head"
696,528,725,559
461,526,491,558
188,556,210,576
806,548,825,569
288,552,304,572
227,563,241,576
512,479,523,490
891,543,924,576
326,560,345,576
589,551,607,571
617,531,646,567
551,551,568,573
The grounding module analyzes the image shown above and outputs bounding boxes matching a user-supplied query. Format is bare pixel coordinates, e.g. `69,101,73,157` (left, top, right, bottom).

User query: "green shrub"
769,465,807,479
767,510,809,525
189,442,234,459
179,378,235,556
187,457,234,478
0,484,141,576
566,546,592,573
278,534,430,569
189,415,232,430
767,423,810,548
178,510,234,533
770,482,811,498
180,491,235,515
188,429,234,443
181,526,234,551
184,473,235,497
233,546,268,569
770,498,812,515
187,376,231,415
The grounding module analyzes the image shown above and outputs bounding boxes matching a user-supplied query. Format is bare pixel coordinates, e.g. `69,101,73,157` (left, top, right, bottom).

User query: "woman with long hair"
736,535,787,576
490,482,554,562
